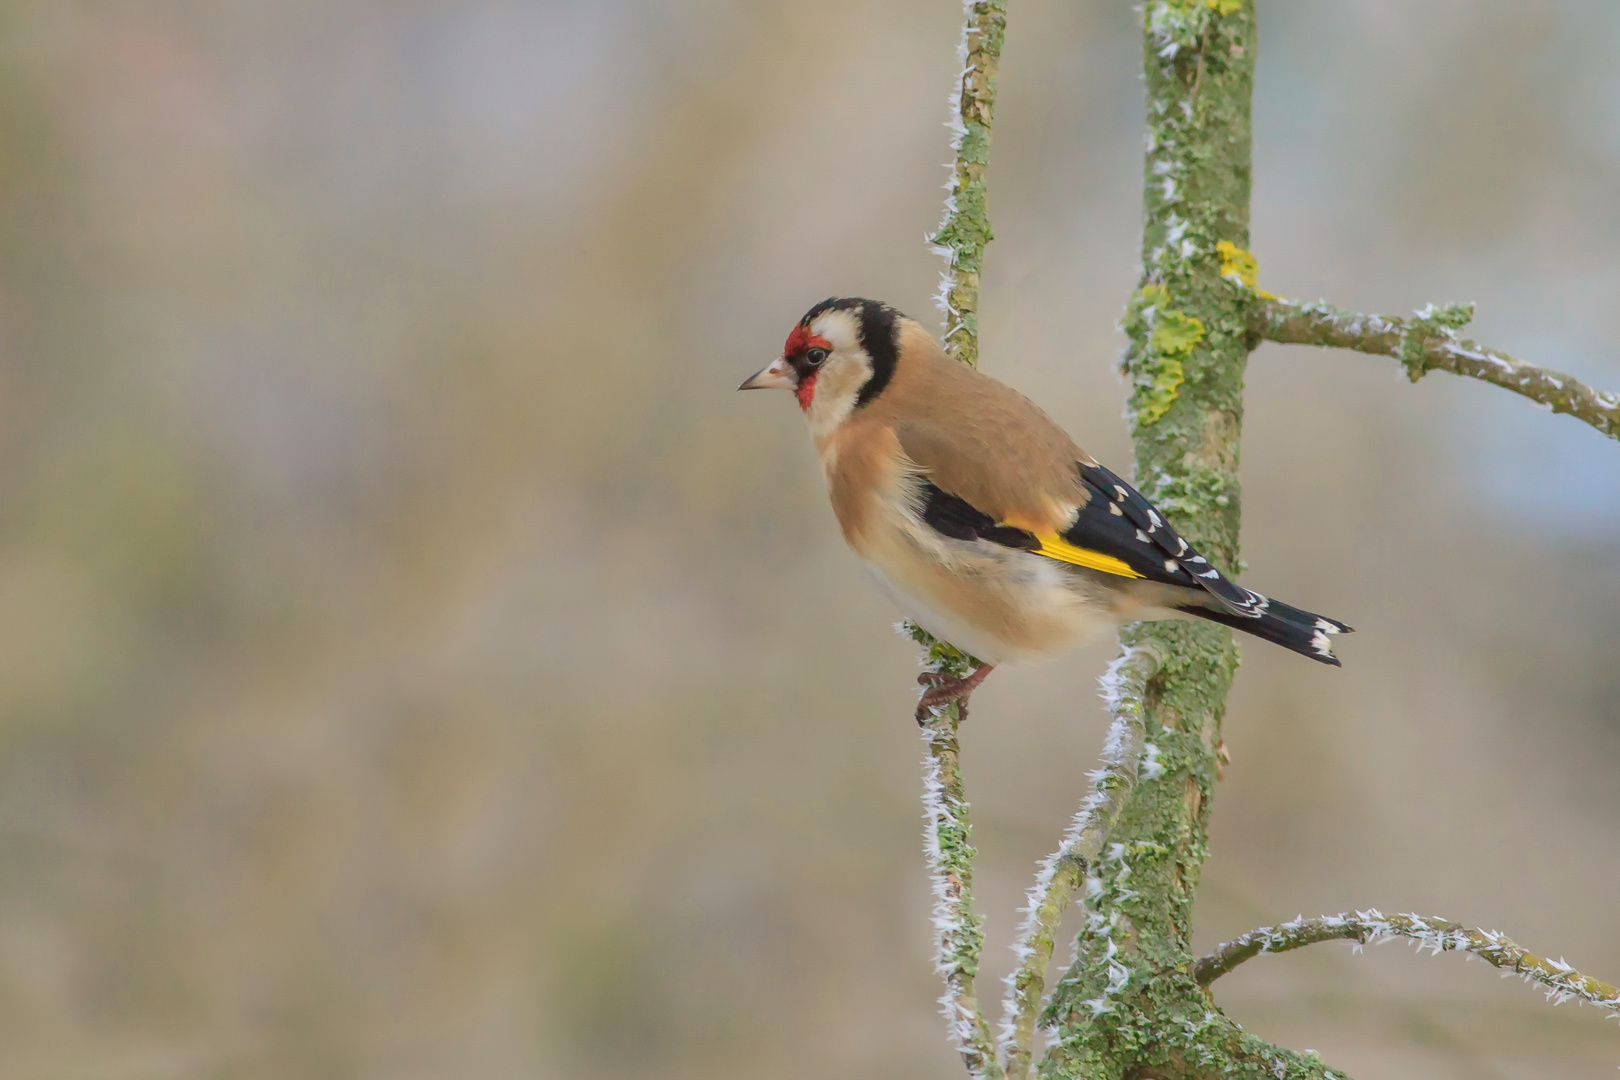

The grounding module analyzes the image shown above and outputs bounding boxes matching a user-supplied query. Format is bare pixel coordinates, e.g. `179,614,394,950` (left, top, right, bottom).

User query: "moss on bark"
1036,5,1344,1077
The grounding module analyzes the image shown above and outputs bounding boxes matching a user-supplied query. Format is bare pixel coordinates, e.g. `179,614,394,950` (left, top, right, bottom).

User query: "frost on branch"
1196,911,1620,1022
897,0,1617,1076
1258,297,1620,441
903,621,1001,1079
997,643,1162,1080
907,6,1010,1065
929,0,1007,368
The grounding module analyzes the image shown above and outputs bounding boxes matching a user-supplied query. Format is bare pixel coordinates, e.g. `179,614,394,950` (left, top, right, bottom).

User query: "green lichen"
931,0,1008,369
1035,3,1349,1077
1399,301,1475,382
1150,311,1206,359
908,1,1360,1077
1148,0,1243,50
903,618,982,677
1123,285,1205,426
1132,354,1187,426
1147,463,1239,520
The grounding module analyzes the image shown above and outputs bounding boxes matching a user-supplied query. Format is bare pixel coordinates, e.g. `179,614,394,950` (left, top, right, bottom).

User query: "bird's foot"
915,664,995,724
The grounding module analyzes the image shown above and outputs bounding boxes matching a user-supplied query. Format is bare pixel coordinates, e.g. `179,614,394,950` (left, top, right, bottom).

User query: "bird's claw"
914,664,994,724
915,677,972,723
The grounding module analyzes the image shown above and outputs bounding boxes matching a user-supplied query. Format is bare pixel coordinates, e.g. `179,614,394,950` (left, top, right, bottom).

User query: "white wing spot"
1108,502,1123,516
1113,485,1128,501
1199,570,1220,580
1314,618,1340,634
1136,529,1152,544
1164,559,1179,574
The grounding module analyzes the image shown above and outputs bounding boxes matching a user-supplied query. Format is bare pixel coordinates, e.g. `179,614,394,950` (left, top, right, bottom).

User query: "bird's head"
739,298,901,435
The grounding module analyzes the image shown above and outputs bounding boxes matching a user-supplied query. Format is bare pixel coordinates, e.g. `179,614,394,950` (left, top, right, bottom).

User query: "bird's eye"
806,347,829,366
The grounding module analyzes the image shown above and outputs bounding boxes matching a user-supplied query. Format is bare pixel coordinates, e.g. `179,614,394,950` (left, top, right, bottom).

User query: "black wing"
919,483,1041,552
916,478,1202,589
1074,461,1268,618
913,467,1354,661
914,461,1275,617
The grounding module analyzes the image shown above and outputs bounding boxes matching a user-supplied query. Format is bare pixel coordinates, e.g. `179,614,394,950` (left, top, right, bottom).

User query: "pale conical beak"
737,356,795,391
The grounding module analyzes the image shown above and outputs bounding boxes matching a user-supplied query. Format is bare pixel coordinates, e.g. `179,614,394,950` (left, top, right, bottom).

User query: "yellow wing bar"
1030,531,1144,579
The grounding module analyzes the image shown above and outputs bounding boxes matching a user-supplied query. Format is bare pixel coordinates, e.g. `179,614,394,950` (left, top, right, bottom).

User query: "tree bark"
1038,5,1340,1076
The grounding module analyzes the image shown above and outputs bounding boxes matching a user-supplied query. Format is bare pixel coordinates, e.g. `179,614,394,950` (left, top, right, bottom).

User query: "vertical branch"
1038,4,1348,1076
908,6,1008,1071
931,0,1008,367
913,630,1003,1079
998,643,1161,1080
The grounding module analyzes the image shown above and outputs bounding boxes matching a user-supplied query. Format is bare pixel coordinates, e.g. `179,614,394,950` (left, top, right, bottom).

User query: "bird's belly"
856,521,1117,665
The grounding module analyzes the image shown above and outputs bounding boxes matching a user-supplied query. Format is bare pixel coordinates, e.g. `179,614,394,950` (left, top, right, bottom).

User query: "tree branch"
907,6,1009,1071
911,628,1002,1080
1195,910,1620,1023
905,0,1614,1073
930,0,1007,368
997,643,1161,1080
1257,298,1620,441
1042,3,1301,1075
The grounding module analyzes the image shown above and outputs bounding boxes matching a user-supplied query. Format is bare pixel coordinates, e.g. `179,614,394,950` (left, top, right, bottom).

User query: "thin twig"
930,0,1008,368
909,6,1009,1069
1195,910,1620,1023
996,643,1161,1080
1257,298,1620,441
915,631,1002,1079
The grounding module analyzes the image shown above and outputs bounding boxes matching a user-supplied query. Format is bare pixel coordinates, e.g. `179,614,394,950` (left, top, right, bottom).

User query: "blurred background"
0,0,1615,1077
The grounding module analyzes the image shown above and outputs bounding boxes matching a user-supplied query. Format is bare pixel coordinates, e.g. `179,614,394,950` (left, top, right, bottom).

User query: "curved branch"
1195,910,1620,1023
929,0,1007,367
997,643,1161,1080
1195,915,1368,986
1257,298,1620,441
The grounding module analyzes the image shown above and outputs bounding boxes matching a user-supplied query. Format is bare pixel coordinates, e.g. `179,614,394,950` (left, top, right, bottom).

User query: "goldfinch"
740,298,1351,719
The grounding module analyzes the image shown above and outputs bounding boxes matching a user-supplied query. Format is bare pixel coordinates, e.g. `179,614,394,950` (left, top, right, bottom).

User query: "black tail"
1178,597,1354,666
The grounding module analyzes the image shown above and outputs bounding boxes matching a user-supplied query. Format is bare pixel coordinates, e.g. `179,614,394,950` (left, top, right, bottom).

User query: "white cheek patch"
800,309,871,439
805,353,874,439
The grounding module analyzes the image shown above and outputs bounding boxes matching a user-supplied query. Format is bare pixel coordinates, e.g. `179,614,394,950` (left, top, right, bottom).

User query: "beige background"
0,0,1615,1077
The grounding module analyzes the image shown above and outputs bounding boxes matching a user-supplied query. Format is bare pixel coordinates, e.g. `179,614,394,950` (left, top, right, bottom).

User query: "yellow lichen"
1214,240,1276,299
1205,0,1241,13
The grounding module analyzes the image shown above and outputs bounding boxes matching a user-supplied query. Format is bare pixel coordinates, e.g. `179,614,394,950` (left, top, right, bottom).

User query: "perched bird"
740,297,1351,720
